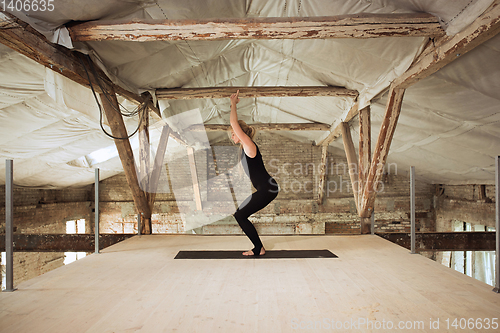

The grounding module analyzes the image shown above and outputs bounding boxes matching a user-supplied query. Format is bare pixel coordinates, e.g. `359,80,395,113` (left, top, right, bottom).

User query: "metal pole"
95,168,99,254
137,213,141,236
494,156,499,293
410,166,416,254
4,160,14,292
370,212,375,235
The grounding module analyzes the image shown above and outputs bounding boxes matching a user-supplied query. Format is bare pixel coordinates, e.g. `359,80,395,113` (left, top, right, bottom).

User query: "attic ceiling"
0,0,499,188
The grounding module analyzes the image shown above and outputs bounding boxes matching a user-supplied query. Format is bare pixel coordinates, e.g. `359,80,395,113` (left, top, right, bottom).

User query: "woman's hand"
230,90,240,105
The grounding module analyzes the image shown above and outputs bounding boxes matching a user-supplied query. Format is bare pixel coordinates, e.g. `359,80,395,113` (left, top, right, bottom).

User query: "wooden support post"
340,122,359,213
148,125,171,211
317,145,328,205
98,88,152,232
139,106,150,196
359,86,405,219
187,147,203,211
358,106,372,233
358,106,371,203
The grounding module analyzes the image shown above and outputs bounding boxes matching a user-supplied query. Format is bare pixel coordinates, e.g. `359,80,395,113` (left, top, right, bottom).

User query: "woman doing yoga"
230,90,279,256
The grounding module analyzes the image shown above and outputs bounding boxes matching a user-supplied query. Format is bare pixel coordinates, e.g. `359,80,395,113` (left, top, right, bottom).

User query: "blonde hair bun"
238,120,256,140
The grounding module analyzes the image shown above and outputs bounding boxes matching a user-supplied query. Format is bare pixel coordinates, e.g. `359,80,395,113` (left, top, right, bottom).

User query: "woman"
230,90,279,256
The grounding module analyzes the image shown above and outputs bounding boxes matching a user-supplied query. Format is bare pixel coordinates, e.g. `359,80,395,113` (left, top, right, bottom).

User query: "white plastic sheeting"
0,0,499,188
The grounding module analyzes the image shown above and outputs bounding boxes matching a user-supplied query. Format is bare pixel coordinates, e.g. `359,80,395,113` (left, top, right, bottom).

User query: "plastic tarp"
0,0,499,188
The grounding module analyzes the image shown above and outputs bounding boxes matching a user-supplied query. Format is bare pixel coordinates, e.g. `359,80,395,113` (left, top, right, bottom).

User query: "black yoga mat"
174,249,337,259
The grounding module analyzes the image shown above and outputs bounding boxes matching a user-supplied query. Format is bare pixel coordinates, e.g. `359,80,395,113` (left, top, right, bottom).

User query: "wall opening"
1,252,5,291
64,219,87,265
440,220,496,287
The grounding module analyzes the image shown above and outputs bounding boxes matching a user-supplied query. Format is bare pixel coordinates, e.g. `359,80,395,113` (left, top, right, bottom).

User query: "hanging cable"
78,54,148,140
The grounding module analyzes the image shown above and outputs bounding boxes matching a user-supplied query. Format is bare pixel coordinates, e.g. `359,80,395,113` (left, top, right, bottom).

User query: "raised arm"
230,90,256,158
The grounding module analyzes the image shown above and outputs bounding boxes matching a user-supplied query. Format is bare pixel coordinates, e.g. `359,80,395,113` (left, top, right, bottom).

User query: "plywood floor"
1,235,499,332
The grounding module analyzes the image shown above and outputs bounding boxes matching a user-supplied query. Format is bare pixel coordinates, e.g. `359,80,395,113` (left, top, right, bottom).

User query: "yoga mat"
174,249,337,259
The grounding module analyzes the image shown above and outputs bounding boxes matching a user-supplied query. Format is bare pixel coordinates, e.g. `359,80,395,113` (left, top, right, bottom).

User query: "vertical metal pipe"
4,160,14,292
95,168,99,254
410,166,416,254
137,213,141,236
370,212,375,235
494,156,499,293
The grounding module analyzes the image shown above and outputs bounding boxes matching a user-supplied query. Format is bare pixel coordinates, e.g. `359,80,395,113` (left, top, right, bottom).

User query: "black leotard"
233,143,279,256
240,145,278,191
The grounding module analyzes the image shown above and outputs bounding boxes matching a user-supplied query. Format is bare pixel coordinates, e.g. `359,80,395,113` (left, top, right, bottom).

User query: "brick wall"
0,185,92,288
95,132,437,236
435,184,496,231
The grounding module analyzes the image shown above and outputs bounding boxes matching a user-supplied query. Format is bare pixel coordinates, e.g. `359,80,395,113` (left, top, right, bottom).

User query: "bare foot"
242,248,265,256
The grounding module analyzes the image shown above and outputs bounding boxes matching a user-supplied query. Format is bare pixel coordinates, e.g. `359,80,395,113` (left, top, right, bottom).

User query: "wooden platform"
1,235,499,332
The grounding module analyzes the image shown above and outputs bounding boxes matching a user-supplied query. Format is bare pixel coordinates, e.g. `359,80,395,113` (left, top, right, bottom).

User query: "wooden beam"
393,0,500,89
0,12,142,104
99,88,152,226
358,106,371,225
316,102,358,146
357,1,500,220
0,234,134,252
187,146,203,211
156,86,358,100
148,125,171,211
68,13,445,42
358,106,371,194
139,105,150,195
359,86,405,219
340,122,359,213
0,12,188,148
316,145,328,205
377,232,496,252
186,123,330,132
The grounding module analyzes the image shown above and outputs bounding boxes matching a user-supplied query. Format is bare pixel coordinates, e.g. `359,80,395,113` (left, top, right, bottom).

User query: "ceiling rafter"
156,86,358,100
67,13,445,42
357,0,500,224
186,123,330,132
